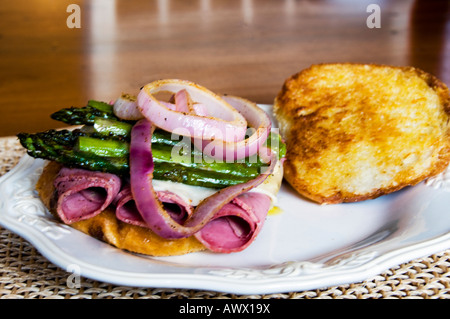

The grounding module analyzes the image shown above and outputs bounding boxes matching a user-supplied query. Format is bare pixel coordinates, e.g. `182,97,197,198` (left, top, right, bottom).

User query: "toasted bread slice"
274,63,450,204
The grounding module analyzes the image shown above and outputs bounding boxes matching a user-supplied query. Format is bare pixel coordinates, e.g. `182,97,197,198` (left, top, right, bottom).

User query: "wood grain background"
0,0,448,136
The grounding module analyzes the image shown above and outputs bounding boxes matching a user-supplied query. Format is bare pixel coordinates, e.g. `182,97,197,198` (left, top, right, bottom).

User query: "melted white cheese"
152,161,283,206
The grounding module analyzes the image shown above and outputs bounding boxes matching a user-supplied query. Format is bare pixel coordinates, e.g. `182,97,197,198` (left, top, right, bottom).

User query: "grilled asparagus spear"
18,100,285,188
17,129,268,188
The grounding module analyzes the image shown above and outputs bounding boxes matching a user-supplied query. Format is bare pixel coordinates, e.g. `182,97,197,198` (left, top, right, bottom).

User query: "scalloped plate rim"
1,139,450,294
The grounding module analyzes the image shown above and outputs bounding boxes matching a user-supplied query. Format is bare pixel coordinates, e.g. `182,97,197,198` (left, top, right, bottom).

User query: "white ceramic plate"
1,106,450,294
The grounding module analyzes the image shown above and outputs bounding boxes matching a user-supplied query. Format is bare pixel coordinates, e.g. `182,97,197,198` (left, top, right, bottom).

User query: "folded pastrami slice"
53,167,122,224
194,192,272,253
113,184,143,226
115,184,193,227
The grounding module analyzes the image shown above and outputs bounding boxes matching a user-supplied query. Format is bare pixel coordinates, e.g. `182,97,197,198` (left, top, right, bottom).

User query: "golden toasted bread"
274,63,450,204
36,161,205,256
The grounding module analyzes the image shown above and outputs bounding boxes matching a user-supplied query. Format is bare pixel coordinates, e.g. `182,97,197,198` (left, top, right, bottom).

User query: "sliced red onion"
193,95,271,162
116,81,270,162
192,102,209,117
137,79,247,143
129,118,277,239
113,93,143,120
173,89,194,113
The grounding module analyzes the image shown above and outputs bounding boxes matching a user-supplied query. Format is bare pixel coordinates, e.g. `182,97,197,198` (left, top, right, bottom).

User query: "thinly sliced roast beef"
53,167,121,224
194,192,271,253
115,184,192,227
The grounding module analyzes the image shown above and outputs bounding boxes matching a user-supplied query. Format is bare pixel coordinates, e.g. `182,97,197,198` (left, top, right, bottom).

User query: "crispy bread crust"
36,161,205,256
274,63,450,204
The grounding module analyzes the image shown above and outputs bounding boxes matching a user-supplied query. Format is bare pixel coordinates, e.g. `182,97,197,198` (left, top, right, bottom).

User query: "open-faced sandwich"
18,79,285,256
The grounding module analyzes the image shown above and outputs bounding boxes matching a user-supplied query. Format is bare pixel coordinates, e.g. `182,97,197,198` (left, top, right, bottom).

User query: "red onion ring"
137,79,247,143
129,118,277,239
173,89,194,113
113,93,143,120
193,95,271,162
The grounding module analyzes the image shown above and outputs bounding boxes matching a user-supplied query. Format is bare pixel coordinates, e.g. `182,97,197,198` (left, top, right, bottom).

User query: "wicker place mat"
0,136,449,299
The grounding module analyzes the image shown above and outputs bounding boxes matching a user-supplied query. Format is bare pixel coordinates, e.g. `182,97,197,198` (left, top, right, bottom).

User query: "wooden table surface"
0,0,449,137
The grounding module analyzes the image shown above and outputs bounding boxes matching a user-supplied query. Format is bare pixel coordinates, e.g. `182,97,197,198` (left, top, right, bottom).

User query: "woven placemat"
1,136,449,299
